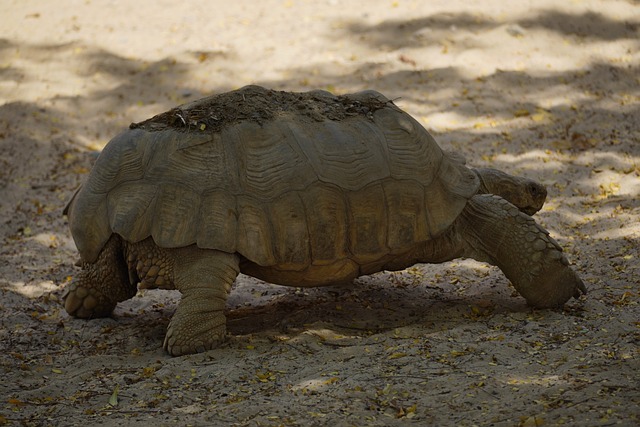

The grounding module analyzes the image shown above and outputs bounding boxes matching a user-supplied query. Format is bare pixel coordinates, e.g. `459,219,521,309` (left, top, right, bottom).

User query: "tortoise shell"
65,86,479,272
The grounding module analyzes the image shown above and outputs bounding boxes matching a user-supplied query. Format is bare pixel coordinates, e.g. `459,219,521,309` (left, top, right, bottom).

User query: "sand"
1,0,638,425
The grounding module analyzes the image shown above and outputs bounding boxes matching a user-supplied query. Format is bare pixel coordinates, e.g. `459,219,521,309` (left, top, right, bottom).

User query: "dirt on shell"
130,85,394,133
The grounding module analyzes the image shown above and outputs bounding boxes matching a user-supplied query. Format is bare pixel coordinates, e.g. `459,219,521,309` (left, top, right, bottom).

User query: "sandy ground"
1,0,639,425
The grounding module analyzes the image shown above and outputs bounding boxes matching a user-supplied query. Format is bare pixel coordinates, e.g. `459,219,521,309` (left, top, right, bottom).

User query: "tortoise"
63,85,586,356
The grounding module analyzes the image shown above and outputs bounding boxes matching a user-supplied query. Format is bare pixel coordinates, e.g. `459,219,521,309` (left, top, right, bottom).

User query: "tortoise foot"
62,281,116,318
163,296,226,356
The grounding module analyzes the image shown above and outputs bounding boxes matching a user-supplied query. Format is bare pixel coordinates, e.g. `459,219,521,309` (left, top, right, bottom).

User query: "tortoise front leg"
163,247,239,356
458,194,586,308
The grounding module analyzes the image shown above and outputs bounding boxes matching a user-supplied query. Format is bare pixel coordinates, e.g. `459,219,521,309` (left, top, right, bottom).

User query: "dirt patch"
130,85,393,133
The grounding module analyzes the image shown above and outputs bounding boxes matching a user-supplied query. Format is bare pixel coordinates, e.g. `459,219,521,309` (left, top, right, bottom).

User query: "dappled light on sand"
6,281,59,298
0,0,638,425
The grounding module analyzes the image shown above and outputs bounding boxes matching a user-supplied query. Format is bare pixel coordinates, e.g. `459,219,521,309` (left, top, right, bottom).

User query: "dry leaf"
399,55,417,67
8,398,26,407
108,384,119,407
322,377,339,385
388,352,407,360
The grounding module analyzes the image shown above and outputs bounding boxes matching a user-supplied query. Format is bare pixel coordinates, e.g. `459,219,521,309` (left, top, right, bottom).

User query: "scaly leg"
63,235,137,318
458,194,586,307
163,246,239,356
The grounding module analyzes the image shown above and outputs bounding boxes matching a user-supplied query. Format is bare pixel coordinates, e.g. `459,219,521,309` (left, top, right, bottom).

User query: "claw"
573,277,587,299
62,284,83,315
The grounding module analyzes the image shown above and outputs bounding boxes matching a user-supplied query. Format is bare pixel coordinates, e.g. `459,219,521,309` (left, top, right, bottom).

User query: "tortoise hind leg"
457,194,586,308
163,247,239,356
63,235,137,318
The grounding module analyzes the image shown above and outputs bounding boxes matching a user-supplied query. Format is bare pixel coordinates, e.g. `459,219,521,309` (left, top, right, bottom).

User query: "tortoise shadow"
223,269,529,340
104,264,531,350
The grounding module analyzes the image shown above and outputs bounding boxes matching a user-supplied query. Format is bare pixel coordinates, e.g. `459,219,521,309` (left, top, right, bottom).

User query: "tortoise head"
473,168,547,216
